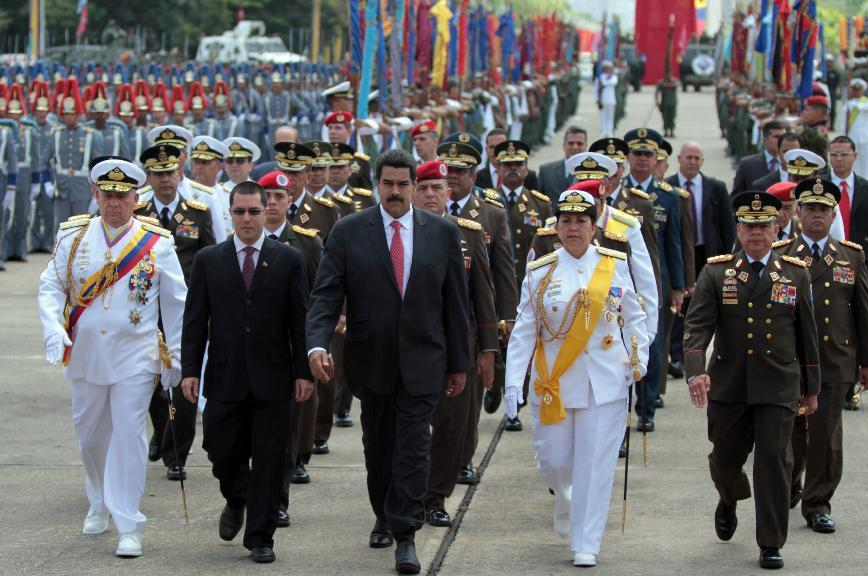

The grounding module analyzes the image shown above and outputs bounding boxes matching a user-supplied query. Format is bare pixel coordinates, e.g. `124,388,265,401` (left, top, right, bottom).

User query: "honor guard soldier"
275,141,339,241
90,82,129,158
685,191,820,570
189,135,229,189
30,81,56,254
265,72,291,144
4,85,36,262
324,111,374,191
0,113,18,269
773,178,868,534
38,158,187,558
219,137,262,234
212,80,243,140
188,82,216,137
115,85,146,167
136,143,215,481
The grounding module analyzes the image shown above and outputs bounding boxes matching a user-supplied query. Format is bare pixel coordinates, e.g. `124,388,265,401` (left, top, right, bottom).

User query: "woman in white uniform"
505,187,649,567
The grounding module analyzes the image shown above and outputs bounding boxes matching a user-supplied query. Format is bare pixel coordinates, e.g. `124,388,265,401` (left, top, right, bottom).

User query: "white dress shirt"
233,231,265,269
678,172,704,245
153,194,180,222
265,221,287,239
832,171,855,206
746,251,772,276
449,193,473,215
801,234,829,255
380,204,414,295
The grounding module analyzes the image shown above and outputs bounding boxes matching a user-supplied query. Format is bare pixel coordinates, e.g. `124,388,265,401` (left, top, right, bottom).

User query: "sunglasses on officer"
230,207,264,216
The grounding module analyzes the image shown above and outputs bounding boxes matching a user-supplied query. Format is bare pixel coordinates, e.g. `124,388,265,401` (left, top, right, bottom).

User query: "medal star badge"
129,310,142,326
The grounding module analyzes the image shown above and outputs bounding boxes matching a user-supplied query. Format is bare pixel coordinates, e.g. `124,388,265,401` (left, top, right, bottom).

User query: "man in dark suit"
537,126,587,203
828,135,868,250
732,120,787,196
750,132,803,192
180,181,314,564
475,128,539,191
306,149,471,574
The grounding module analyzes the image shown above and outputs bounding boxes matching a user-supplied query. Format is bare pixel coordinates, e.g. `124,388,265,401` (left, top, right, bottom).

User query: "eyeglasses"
225,157,250,165
230,207,264,216
829,152,854,159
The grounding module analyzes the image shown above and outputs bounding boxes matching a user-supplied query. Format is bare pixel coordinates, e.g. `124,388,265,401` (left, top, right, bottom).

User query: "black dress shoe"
291,463,310,484
655,396,665,408
636,418,655,432
790,482,803,509
395,540,421,574
148,436,160,462
843,393,861,411
218,504,244,541
369,519,394,548
714,499,737,541
6,255,25,262
759,547,783,569
483,386,502,414
504,416,523,431
335,413,354,427
456,464,476,485
806,512,836,533
427,507,452,527
166,465,187,481
276,509,290,527
250,547,276,563
312,440,329,455
668,360,684,378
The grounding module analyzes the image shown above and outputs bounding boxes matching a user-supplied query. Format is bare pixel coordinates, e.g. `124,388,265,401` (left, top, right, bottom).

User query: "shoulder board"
456,217,482,231
138,184,153,195
706,254,734,264
629,187,650,200
313,195,335,208
138,221,171,237
610,209,638,228
188,181,214,194
596,246,627,260
535,227,557,236
185,199,208,211
82,126,93,133
675,186,690,199
134,200,150,211
291,224,319,238
354,151,370,162
483,188,501,200
529,189,551,203
67,213,91,222
603,230,628,242
656,180,673,192
527,252,558,270
350,187,373,197
840,239,863,251
135,215,162,227
781,255,807,268
333,194,353,205
484,197,504,208
59,218,89,230
771,238,793,249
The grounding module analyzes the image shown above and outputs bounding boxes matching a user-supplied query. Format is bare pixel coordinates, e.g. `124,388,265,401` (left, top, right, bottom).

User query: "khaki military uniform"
612,185,660,300
491,186,552,288
133,199,215,283
288,191,339,240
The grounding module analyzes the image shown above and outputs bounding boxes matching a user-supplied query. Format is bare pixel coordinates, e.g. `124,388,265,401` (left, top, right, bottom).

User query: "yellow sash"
849,97,868,134
533,254,617,425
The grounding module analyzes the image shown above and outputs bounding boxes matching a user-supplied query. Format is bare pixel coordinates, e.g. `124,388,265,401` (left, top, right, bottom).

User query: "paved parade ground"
2,88,867,575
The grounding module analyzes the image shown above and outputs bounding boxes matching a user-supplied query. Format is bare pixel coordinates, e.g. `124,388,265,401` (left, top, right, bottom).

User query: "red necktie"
840,181,851,240
389,220,405,296
242,246,256,290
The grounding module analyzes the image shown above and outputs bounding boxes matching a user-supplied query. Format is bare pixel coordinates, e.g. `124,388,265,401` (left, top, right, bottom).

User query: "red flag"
458,0,468,79
76,3,88,39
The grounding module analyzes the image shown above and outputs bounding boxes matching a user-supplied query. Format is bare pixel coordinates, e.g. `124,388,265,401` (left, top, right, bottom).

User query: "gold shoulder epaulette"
188,181,214,194
291,224,319,238
530,189,551,203
629,187,650,200
596,246,627,260
675,186,690,199
535,227,557,236
139,220,171,237
456,217,482,231
840,239,863,251
67,213,91,221
136,215,162,227
59,218,89,229
706,254,734,264
484,197,504,208
354,151,370,162
527,251,558,270
185,199,208,211
134,200,149,211
771,238,793,249
657,180,673,192
333,194,353,205
781,255,807,268
603,230,628,242
138,184,153,195
483,188,501,200
350,187,373,197
610,209,638,228
314,195,335,208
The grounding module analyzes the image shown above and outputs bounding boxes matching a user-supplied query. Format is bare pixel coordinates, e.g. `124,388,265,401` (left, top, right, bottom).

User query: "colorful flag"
76,0,88,39
695,0,708,36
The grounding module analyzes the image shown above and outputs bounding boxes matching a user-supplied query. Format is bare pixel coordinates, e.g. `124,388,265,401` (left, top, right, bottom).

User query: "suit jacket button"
246,300,252,306
823,335,829,342
245,326,251,333
747,349,754,355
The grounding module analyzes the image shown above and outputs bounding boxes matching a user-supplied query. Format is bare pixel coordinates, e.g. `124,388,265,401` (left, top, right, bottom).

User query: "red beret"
566,179,605,198
766,181,797,201
806,95,829,108
416,160,449,182
258,170,292,190
411,120,437,138
324,111,354,125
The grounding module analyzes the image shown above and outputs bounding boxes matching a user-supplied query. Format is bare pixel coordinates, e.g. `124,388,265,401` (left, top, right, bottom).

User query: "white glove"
44,181,55,199
3,187,14,210
45,332,72,366
160,366,182,391
30,184,41,201
504,386,523,419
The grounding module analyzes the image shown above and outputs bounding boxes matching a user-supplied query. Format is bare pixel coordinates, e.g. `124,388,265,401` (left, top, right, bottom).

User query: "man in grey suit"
537,126,588,203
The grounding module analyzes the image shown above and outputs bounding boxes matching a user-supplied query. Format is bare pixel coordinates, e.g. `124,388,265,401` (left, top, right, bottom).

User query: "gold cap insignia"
107,168,125,181
812,179,823,194
751,195,762,211
459,133,470,143
637,128,648,138
158,147,168,162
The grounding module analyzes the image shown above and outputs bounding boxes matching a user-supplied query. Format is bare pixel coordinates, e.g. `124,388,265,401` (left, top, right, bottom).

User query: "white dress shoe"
82,508,109,535
116,532,142,558
573,553,597,567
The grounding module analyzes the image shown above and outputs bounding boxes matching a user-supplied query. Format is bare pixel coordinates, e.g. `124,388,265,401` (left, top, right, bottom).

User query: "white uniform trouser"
531,387,625,555
70,373,154,534
855,143,868,180
599,104,616,138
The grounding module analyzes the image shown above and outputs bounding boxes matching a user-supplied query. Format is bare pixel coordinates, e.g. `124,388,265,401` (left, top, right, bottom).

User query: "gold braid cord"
64,220,119,307
630,334,642,382
534,261,592,342
157,331,172,369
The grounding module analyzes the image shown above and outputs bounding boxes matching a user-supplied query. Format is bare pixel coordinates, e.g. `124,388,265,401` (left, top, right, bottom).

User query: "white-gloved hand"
45,332,72,366
504,386,523,419
160,366,182,391
2,188,13,210
30,184,41,201
44,181,55,199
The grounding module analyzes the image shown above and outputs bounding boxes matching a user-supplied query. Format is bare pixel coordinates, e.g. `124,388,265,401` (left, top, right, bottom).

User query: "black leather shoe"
668,360,684,378
636,418,655,432
218,504,244,541
395,540,421,574
312,440,329,455
276,509,290,527
806,513,836,533
427,507,452,527
759,547,783,569
843,394,861,411
166,465,187,481
148,436,160,462
369,519,394,549
6,255,25,262
714,499,737,541
655,396,665,408
335,413,354,427
291,463,310,484
619,437,627,459
504,416,523,431
250,547,276,563
456,464,476,485
790,482,803,509
483,386,502,414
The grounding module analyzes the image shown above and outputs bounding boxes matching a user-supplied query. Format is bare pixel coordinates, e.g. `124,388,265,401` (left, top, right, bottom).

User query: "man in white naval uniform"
504,188,648,568
842,78,868,178
38,159,187,558
218,137,261,235
594,62,618,138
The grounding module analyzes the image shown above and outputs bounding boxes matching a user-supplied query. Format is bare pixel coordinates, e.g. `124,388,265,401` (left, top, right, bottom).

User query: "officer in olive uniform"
137,143,216,480
656,74,679,138
685,191,820,570
328,142,365,216
773,178,868,534
275,141,339,242
303,140,356,217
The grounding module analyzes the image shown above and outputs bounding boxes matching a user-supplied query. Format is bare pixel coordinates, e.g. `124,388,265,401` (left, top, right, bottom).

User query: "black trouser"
315,331,344,442
358,382,440,540
203,390,292,550
148,387,197,467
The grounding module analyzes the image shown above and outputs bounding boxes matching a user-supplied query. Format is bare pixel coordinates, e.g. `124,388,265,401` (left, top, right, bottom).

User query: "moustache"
387,196,404,203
